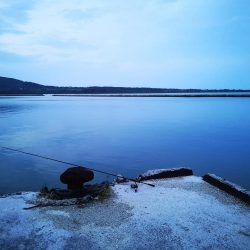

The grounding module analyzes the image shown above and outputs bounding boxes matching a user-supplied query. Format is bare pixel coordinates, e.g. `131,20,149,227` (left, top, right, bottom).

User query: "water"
0,95,250,194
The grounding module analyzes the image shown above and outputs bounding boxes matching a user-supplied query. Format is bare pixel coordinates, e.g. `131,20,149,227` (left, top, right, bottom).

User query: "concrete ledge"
1,176,250,249
139,168,193,181
203,174,250,205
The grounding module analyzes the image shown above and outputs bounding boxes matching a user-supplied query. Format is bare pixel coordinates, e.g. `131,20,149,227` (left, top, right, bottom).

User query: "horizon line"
1,75,250,91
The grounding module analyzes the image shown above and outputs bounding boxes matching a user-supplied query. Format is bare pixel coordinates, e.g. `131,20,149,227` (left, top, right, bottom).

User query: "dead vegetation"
23,182,111,210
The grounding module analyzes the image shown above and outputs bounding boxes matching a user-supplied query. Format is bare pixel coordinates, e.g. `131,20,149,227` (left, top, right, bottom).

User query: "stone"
131,183,138,189
138,168,193,181
203,173,250,204
131,183,138,192
60,167,94,190
115,175,128,183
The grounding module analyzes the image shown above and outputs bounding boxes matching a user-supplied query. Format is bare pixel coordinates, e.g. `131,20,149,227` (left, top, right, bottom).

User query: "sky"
0,0,249,89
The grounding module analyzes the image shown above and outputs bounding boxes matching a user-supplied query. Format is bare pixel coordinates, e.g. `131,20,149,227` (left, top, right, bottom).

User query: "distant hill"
0,77,46,94
0,76,249,95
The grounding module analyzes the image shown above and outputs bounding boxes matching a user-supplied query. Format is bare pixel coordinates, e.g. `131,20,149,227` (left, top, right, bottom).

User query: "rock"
60,167,94,190
131,183,138,189
82,195,94,202
203,173,250,204
138,168,193,181
115,175,128,183
131,183,138,192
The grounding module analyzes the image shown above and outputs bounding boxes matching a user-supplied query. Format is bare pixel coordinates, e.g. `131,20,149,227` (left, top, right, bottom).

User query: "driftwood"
23,203,75,210
23,201,84,210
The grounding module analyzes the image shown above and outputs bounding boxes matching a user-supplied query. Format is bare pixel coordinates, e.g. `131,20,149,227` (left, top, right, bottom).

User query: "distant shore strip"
1,94,250,97
52,94,250,97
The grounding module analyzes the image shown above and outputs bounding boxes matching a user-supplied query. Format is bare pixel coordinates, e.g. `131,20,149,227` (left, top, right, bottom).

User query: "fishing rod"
0,146,155,187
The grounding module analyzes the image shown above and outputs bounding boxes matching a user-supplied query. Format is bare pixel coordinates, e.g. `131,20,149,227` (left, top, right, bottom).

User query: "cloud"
0,0,219,63
0,0,249,88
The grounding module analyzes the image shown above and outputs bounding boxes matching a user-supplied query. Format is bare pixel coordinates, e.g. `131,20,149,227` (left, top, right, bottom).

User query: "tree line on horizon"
0,76,249,95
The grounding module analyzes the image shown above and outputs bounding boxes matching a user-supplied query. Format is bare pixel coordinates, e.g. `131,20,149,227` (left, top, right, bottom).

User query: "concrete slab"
0,176,249,249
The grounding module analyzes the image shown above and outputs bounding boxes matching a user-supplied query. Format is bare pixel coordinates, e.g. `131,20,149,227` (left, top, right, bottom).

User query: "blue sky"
0,0,249,88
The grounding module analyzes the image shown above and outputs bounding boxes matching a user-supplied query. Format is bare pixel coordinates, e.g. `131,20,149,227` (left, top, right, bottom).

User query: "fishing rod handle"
128,177,155,187
146,183,155,187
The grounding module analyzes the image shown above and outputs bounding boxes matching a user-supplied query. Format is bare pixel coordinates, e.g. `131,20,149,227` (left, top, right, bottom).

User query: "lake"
0,95,250,194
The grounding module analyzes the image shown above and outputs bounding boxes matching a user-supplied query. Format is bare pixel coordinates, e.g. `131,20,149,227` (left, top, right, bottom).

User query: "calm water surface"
0,96,250,194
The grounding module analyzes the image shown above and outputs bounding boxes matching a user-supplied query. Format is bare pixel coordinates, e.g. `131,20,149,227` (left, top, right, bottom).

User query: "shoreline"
0,94,44,96
1,94,250,97
53,94,250,97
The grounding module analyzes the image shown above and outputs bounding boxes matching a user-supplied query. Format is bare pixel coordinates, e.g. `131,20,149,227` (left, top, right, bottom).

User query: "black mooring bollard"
60,167,94,191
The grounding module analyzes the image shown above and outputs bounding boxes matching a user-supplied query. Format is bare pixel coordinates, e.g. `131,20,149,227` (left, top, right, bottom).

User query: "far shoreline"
52,94,250,97
1,93,250,97
0,94,44,96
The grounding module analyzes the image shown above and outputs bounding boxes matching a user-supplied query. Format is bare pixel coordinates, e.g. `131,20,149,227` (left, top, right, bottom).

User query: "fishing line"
0,146,155,187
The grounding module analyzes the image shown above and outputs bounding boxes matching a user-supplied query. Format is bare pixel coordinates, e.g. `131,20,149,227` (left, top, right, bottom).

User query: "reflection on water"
0,97,35,117
0,96,250,194
0,104,22,115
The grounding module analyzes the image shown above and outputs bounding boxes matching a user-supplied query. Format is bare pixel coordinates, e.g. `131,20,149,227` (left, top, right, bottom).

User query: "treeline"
0,76,249,94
